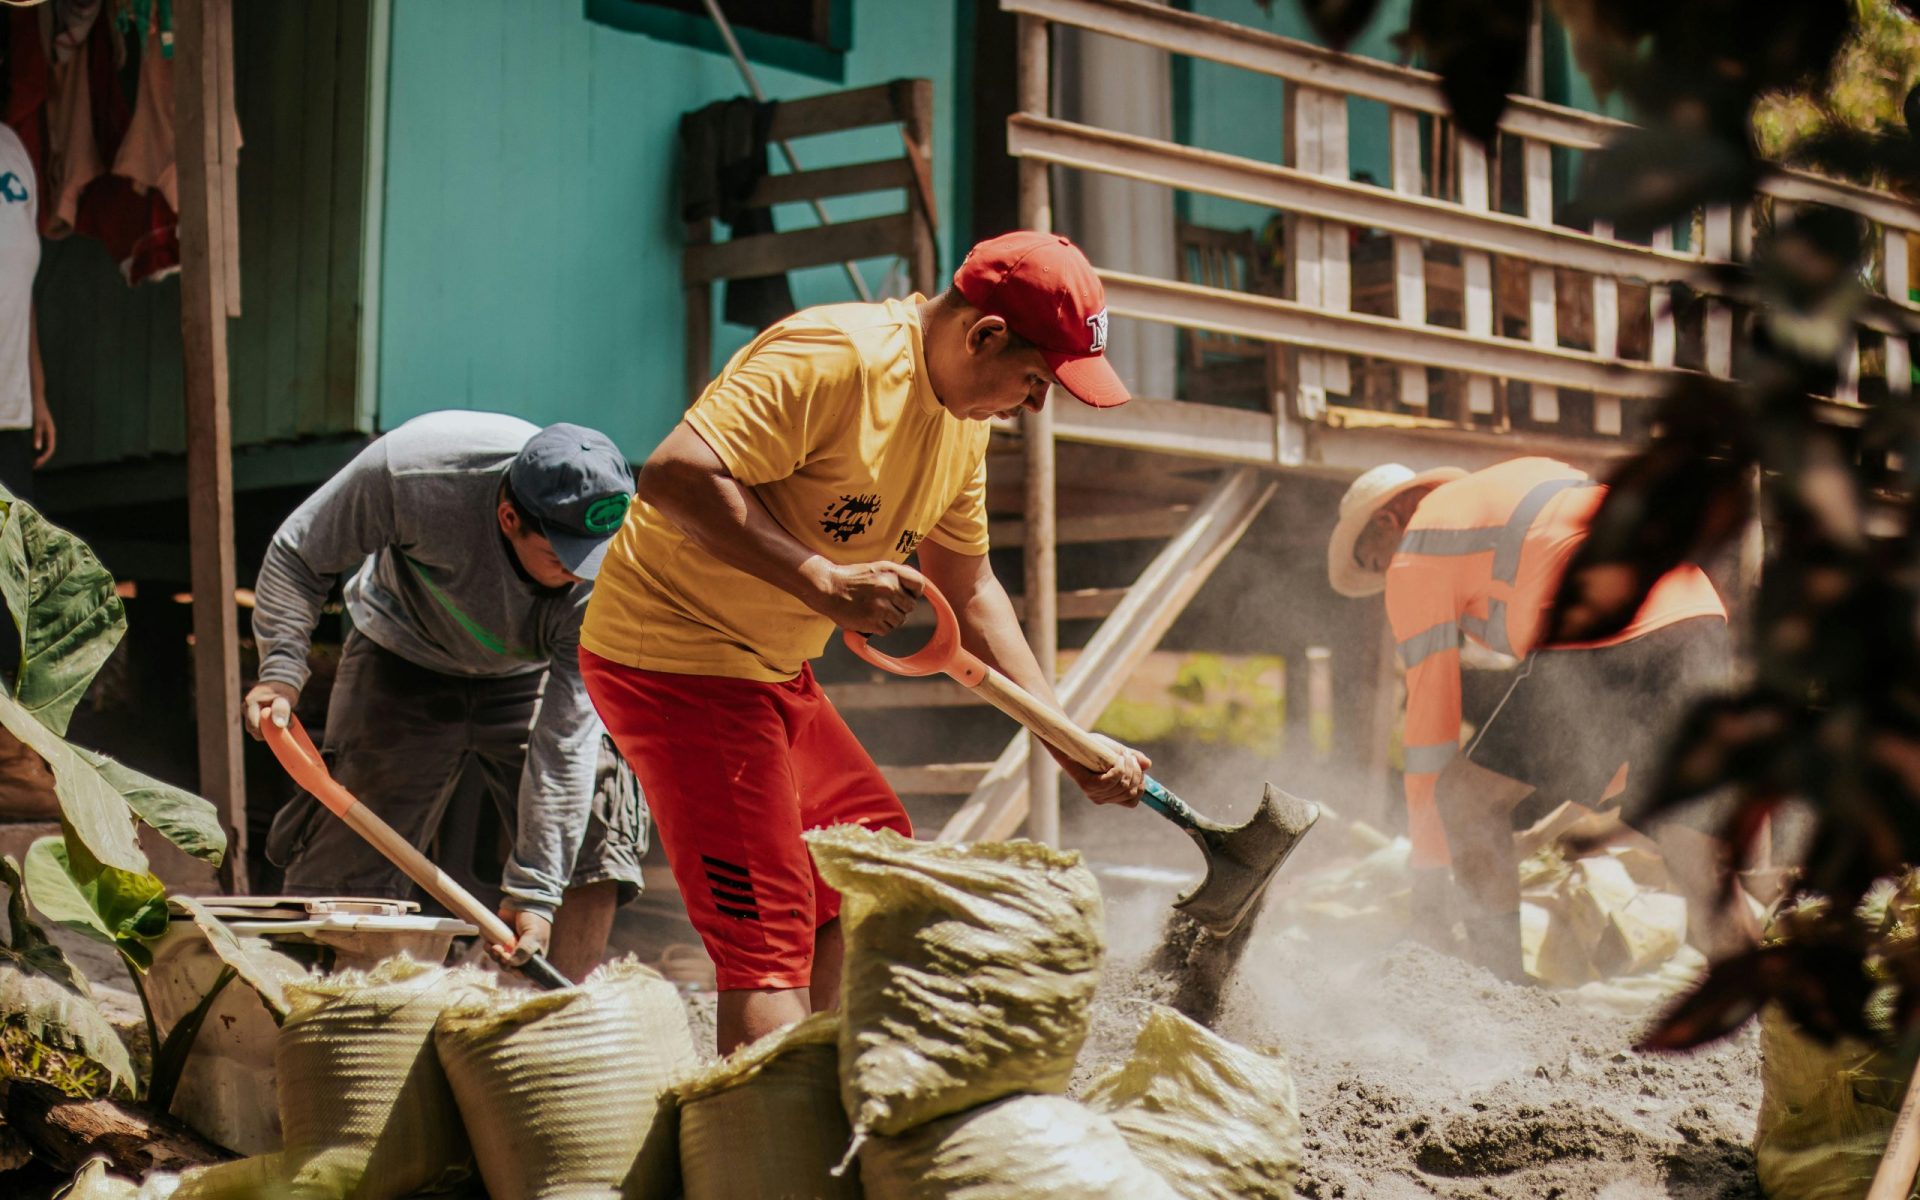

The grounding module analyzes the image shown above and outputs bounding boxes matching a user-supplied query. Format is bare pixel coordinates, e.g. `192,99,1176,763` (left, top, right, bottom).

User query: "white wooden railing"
1007,0,1920,475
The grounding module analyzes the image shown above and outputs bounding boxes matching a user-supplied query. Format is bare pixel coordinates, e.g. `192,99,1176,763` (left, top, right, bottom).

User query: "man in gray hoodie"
246,410,643,978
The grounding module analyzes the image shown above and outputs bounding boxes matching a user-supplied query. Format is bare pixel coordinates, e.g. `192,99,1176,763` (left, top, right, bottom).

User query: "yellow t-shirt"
583,297,991,681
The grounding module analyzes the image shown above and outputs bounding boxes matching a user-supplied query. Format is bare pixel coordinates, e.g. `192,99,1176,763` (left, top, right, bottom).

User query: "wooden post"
1522,140,1558,422
177,0,246,891
1389,109,1428,411
899,79,939,295
1704,205,1735,378
1456,135,1496,419
1017,14,1060,848
1885,228,1912,399
1650,224,1678,369
684,219,713,406
1591,218,1621,435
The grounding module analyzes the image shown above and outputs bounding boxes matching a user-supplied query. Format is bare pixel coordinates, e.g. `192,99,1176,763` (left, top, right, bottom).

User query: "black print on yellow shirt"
821,494,882,542
895,529,923,555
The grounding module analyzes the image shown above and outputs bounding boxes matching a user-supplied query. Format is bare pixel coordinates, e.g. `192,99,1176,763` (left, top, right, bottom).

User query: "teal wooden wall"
37,0,374,470
375,0,963,463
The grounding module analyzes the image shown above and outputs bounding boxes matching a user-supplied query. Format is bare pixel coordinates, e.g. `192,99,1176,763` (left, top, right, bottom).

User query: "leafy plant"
0,487,297,1106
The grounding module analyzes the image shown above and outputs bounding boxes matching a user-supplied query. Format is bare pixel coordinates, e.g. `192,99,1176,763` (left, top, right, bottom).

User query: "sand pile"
1075,877,1764,1200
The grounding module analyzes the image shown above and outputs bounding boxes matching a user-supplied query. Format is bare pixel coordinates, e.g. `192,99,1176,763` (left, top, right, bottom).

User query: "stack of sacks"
653,1011,860,1200
1084,1007,1304,1200
1518,841,1688,987
433,959,698,1200
807,826,1179,1199
168,956,495,1199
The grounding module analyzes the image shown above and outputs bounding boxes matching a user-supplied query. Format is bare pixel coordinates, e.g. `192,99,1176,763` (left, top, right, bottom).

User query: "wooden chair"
682,79,937,403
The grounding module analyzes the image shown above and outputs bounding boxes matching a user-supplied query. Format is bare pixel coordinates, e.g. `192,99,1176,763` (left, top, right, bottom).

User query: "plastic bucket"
145,896,476,1154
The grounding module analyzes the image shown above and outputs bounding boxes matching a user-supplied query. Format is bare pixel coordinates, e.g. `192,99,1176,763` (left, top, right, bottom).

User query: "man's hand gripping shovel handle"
843,581,1204,828
262,716,574,991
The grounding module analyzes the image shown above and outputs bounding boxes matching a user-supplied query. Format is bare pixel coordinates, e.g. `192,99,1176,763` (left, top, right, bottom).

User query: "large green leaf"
0,686,144,873
170,895,302,1020
0,856,135,1093
76,748,226,866
22,836,168,971
0,487,126,738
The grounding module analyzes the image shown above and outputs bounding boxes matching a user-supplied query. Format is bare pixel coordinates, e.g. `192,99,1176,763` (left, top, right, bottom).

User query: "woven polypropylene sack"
1755,1004,1917,1200
1083,1006,1303,1200
433,959,698,1200
859,1094,1178,1200
270,957,492,1199
670,1011,860,1200
806,827,1104,1141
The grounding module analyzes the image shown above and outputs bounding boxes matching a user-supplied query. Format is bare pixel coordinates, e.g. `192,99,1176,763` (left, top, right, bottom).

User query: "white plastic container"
144,896,476,1154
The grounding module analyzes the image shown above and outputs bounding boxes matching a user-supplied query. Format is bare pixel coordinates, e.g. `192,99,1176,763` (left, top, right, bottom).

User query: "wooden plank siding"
35,1,374,473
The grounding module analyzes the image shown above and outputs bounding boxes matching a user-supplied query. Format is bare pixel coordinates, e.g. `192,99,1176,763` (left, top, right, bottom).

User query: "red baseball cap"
952,231,1130,408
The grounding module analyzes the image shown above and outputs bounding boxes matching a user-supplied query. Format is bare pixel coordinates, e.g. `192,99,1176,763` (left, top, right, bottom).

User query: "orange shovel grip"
842,581,986,685
264,718,357,819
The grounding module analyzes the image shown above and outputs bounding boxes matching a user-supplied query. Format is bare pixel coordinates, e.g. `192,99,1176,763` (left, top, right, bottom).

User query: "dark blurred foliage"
1296,0,1920,1052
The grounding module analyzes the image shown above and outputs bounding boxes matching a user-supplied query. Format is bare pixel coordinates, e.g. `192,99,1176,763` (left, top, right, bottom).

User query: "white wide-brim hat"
1327,462,1468,598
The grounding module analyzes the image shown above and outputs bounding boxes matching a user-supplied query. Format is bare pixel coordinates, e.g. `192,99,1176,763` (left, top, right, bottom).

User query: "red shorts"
579,649,911,991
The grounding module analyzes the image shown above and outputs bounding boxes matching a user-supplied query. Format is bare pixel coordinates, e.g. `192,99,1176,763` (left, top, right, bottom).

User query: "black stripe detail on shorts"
701,854,750,877
715,903,761,921
705,870,754,895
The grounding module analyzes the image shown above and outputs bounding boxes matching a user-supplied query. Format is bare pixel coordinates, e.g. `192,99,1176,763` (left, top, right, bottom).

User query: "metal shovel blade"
1172,783,1320,936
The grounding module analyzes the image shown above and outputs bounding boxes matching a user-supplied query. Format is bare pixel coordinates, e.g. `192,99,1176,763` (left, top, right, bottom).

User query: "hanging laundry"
112,0,173,213
42,1,108,238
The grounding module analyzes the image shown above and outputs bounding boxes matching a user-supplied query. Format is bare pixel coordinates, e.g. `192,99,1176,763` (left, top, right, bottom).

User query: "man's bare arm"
917,540,1146,805
637,422,923,635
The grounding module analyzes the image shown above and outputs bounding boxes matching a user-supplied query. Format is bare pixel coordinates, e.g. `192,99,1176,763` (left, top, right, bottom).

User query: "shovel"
263,716,574,990
844,582,1318,935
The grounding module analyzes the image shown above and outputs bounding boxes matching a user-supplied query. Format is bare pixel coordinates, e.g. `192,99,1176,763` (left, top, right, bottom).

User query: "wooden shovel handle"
1869,1062,1920,1200
263,717,573,990
843,582,1119,775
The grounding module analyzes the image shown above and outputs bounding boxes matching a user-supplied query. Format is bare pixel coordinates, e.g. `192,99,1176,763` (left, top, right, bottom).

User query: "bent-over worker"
248,411,647,981
582,231,1151,1052
1329,456,1748,977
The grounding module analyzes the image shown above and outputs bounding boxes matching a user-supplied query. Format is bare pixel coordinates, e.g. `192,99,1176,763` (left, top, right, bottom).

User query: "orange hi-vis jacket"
1386,457,1727,868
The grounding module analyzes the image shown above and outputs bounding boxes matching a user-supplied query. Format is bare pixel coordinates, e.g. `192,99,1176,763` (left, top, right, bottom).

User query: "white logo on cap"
1086,309,1109,353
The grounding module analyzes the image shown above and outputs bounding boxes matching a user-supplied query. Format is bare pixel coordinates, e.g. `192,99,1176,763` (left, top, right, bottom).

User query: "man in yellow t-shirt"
581,231,1148,1050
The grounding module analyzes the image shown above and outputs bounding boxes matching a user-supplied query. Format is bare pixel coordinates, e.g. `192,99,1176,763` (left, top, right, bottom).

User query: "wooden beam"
767,80,919,140
1098,269,1674,397
901,586,1127,626
1017,13,1061,848
988,506,1192,547
1049,395,1626,475
743,158,915,208
177,0,247,892
939,468,1276,843
1005,0,1920,233
880,763,993,795
683,213,915,285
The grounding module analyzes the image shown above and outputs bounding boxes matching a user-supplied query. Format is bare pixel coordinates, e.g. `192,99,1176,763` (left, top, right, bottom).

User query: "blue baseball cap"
507,423,635,581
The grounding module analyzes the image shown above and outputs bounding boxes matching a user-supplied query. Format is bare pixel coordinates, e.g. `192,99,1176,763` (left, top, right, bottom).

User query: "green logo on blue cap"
584,494,630,534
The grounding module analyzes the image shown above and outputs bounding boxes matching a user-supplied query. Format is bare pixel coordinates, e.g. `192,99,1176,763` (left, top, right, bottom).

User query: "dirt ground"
1073,868,1763,1200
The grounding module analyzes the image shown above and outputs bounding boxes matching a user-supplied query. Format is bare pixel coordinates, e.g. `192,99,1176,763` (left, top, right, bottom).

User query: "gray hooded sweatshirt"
252,410,600,919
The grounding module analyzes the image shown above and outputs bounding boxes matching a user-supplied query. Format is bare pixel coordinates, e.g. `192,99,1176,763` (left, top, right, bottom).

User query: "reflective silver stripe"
1459,599,1511,657
1397,621,1460,669
1397,527,1503,558
1395,477,1600,584
1493,478,1597,583
1403,742,1459,775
